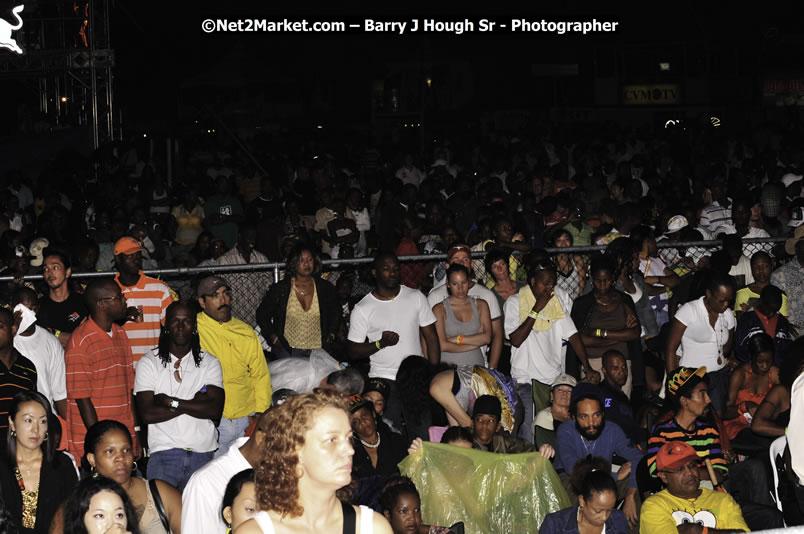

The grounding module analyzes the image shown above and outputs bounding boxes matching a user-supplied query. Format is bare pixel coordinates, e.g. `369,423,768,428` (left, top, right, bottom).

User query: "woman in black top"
256,244,341,358
0,391,78,534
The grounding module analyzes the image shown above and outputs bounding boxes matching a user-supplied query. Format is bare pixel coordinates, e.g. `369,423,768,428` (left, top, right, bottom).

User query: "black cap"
472,395,502,420
570,383,604,412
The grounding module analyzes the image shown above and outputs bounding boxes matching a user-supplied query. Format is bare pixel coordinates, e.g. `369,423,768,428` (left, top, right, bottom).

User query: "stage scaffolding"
0,0,115,148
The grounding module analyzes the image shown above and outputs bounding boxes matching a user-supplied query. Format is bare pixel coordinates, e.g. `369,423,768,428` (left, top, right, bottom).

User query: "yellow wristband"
375,340,382,350
528,310,539,320
54,330,61,338
457,335,464,345
596,328,602,337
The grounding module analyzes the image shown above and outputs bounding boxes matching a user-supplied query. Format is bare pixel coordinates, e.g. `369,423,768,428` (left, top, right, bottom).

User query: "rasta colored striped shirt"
647,418,728,477
115,271,174,365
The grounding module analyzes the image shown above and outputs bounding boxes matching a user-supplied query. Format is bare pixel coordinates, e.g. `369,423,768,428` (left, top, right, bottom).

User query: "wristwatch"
169,398,180,411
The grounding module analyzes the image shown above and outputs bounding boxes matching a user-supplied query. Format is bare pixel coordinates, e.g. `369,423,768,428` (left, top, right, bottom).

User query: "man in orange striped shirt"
65,279,138,460
113,237,174,366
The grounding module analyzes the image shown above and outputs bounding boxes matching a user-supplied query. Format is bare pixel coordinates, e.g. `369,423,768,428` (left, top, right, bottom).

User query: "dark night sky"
109,2,763,118
2,2,801,135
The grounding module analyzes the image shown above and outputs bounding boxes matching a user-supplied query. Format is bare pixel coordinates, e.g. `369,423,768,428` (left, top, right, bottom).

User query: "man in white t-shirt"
504,257,598,443
348,253,439,429
428,244,503,368
12,287,67,417
134,301,224,491
665,273,736,414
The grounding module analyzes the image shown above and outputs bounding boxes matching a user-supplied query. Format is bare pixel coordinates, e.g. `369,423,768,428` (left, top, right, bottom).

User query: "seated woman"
734,251,789,318
379,476,461,534
221,469,256,534
539,458,628,534
79,420,182,534
752,338,804,438
350,395,408,480
62,476,141,534
234,390,392,533
0,391,78,534
724,333,779,449
433,264,492,368
533,375,576,449
256,245,340,358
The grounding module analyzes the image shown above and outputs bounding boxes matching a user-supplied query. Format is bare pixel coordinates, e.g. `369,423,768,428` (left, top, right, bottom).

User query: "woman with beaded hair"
235,390,392,534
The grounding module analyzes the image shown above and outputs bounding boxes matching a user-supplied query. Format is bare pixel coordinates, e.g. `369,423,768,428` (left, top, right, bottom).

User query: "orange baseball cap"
114,237,146,256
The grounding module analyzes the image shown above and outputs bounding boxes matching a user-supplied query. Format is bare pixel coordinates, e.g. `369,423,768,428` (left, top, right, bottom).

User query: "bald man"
64,279,138,460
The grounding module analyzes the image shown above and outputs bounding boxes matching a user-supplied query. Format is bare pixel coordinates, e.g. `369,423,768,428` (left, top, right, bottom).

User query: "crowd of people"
3,123,804,533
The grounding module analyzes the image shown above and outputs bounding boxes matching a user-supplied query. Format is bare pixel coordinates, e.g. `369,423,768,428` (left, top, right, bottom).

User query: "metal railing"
0,237,787,285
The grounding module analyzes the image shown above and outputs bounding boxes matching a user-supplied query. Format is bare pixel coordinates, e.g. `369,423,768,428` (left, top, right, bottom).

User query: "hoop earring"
43,432,48,441
132,460,138,473
91,465,100,480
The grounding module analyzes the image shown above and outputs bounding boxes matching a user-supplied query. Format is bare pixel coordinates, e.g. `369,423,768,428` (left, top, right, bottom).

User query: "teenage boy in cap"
196,275,271,457
554,383,642,525
427,243,503,369
646,367,727,481
471,394,553,458
113,236,174,365
640,441,749,534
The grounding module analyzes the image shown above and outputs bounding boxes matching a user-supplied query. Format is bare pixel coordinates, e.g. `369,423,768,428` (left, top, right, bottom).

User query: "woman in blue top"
539,461,628,534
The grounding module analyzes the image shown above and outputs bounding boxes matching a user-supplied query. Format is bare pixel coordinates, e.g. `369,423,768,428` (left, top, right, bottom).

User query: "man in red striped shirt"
113,237,174,366
65,279,138,461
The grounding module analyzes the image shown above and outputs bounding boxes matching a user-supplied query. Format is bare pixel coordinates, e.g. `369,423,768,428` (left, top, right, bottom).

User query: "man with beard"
640,441,749,534
196,275,271,457
348,252,440,430
554,383,642,526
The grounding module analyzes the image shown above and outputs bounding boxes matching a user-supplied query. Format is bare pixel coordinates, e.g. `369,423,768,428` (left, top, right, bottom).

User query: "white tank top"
252,505,374,534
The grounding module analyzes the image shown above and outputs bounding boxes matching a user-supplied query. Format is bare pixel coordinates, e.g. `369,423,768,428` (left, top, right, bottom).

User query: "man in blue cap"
554,382,643,528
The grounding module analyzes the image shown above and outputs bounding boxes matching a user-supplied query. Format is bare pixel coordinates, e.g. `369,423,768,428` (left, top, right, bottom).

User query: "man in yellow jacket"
196,275,271,457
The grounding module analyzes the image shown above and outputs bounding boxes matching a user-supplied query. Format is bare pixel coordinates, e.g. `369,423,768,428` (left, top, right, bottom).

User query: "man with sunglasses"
640,441,748,533
134,301,224,490
64,279,139,462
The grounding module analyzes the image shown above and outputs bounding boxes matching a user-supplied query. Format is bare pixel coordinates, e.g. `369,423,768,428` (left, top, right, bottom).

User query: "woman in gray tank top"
433,264,492,367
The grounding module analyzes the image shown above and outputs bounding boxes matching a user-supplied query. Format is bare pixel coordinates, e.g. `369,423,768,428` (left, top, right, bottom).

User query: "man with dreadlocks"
134,301,225,491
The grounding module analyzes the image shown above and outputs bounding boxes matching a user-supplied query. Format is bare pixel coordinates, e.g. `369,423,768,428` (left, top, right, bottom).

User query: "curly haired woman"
234,390,392,534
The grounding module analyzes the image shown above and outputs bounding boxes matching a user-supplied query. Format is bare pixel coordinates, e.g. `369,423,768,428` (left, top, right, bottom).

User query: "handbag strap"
341,500,356,534
148,478,172,534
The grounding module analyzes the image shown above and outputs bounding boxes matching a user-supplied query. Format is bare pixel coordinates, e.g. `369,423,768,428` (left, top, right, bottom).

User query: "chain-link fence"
1,238,787,309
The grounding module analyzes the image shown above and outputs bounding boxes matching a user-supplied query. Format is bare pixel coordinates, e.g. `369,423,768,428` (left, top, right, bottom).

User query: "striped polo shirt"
115,272,174,365
65,317,137,460
647,418,727,477
699,200,732,233
0,352,37,438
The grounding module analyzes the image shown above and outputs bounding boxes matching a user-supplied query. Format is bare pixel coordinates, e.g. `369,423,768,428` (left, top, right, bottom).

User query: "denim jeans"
147,448,214,491
215,416,250,458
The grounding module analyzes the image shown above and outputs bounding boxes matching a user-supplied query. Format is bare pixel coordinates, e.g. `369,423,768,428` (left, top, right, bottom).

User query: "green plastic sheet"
399,442,571,534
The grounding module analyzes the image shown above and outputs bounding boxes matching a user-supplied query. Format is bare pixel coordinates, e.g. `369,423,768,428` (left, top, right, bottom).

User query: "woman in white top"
665,273,736,414
234,391,392,534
